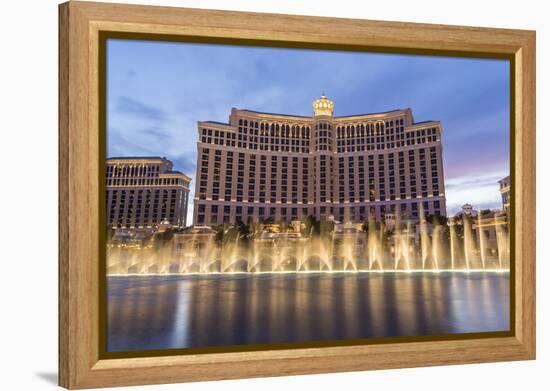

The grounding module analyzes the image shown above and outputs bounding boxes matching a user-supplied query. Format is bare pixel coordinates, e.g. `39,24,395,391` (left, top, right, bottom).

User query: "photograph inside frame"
104,38,511,353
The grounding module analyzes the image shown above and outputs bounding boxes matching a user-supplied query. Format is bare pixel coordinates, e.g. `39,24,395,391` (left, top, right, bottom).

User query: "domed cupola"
313,93,334,117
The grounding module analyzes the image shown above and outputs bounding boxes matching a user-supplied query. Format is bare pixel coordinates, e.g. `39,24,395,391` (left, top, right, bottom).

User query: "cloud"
115,96,166,121
107,126,166,155
172,155,196,174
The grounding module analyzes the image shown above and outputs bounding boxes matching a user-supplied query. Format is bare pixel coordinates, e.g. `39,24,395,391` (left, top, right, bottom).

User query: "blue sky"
107,39,510,223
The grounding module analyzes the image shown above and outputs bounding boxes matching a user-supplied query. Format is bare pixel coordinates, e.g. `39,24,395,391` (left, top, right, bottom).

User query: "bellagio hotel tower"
193,95,446,226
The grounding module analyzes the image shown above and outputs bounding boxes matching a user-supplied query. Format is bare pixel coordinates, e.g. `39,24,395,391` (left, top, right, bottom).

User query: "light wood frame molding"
59,1,536,389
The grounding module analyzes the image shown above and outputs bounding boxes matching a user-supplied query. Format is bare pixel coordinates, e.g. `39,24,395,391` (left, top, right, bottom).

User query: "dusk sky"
107,39,510,223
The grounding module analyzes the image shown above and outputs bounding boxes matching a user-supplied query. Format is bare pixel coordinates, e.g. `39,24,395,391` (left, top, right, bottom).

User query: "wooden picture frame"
59,1,536,389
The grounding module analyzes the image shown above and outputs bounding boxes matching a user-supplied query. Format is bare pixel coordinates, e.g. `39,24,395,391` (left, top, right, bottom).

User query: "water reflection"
107,273,510,352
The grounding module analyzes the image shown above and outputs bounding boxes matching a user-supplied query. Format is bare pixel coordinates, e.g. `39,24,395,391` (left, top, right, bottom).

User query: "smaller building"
333,221,364,234
499,176,510,215
107,227,154,250
455,203,477,218
106,156,192,230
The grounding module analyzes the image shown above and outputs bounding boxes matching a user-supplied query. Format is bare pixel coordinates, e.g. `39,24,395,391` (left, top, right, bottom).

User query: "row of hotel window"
201,127,438,152
333,129,438,152
197,147,440,203
195,201,442,225
106,177,186,187
106,188,184,225
236,118,406,133
106,164,161,177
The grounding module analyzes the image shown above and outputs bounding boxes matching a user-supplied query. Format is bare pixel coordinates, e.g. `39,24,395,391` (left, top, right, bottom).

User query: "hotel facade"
193,95,446,225
106,157,191,229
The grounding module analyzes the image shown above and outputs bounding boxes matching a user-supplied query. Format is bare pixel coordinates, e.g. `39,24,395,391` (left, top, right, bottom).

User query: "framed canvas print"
58,1,536,389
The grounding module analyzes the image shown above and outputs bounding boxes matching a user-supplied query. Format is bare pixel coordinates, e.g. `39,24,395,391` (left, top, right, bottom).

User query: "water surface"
107,272,509,352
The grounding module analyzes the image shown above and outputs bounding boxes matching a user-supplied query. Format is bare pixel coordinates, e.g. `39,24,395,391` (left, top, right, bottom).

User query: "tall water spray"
107,211,510,274
477,213,487,269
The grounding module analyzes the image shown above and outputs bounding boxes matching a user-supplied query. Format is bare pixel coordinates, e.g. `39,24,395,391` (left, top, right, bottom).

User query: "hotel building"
106,157,191,229
193,95,446,225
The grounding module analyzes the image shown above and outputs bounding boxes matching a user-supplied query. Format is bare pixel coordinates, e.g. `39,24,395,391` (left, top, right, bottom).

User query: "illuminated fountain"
431,222,442,271
419,218,432,270
449,220,458,270
393,220,412,270
477,213,487,269
495,214,510,270
366,217,383,270
107,209,510,275
462,214,475,270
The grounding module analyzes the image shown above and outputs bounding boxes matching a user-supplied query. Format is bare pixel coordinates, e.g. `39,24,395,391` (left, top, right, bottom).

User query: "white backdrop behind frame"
0,0,545,390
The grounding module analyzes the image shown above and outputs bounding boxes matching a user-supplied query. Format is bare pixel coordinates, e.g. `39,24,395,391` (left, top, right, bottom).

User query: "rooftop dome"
313,93,334,117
